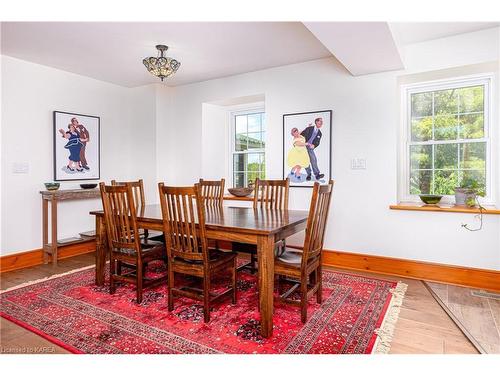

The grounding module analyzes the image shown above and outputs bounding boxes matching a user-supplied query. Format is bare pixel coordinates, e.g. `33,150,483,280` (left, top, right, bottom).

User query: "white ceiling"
0,22,331,87
389,22,500,46
305,22,404,76
1,22,498,87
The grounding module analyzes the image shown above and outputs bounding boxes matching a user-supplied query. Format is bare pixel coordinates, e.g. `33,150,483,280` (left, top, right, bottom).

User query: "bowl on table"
80,183,98,189
228,187,254,197
419,194,443,205
44,182,60,191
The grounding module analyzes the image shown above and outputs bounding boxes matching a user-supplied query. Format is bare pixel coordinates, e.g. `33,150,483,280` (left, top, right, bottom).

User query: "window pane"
247,153,260,172
234,173,245,188
260,132,266,148
459,85,484,113
247,132,262,149
459,113,484,139
235,134,247,151
459,142,486,170
435,143,458,170
410,170,432,195
411,117,432,141
410,145,432,170
434,89,458,115
235,115,247,134
433,170,459,195
434,115,458,140
247,114,261,133
233,154,246,172
411,92,432,117
247,171,259,187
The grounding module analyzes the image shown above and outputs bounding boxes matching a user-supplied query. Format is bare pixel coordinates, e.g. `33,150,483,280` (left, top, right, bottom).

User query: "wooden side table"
40,188,101,266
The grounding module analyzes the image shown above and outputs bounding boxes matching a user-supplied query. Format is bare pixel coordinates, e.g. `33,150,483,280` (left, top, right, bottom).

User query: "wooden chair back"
198,178,225,206
158,183,208,262
111,179,146,212
253,178,289,210
99,182,141,254
302,180,334,266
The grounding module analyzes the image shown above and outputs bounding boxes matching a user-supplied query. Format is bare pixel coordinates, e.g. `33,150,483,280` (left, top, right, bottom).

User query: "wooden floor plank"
390,329,445,354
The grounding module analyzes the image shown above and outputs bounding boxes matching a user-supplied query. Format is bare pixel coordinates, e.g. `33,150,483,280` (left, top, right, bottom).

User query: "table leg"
42,199,48,264
95,215,107,286
257,234,275,338
51,198,58,267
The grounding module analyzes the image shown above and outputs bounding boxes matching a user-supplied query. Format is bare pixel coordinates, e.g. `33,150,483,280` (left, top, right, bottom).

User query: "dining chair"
158,183,237,323
198,178,225,252
198,178,225,206
111,179,161,245
99,182,167,304
233,178,290,273
274,180,334,323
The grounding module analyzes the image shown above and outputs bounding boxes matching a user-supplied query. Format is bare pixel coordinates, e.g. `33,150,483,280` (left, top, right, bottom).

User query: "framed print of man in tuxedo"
283,110,332,187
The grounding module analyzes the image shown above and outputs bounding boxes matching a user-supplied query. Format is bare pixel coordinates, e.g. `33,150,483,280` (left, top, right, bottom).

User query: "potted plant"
454,177,484,207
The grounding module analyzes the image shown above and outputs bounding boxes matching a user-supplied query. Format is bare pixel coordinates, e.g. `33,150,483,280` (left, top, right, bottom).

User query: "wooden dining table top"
90,204,309,235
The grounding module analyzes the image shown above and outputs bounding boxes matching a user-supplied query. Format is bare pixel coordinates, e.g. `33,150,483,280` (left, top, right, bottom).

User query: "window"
231,111,266,187
403,76,492,201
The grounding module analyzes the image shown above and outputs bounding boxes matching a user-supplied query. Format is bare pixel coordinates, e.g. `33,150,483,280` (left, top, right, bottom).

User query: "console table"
40,188,100,266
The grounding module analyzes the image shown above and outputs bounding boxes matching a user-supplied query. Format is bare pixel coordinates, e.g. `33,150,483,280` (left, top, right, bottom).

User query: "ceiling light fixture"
143,45,180,81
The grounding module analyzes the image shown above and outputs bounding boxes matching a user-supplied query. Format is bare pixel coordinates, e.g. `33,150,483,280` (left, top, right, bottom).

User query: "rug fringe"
1,265,96,294
372,281,408,354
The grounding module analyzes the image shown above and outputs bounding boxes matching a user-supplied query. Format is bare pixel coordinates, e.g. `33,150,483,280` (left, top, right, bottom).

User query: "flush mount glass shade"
143,45,180,81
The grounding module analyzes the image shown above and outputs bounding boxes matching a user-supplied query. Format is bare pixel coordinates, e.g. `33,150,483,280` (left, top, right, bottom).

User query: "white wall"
156,30,500,270
2,28,499,271
1,56,157,254
201,103,229,181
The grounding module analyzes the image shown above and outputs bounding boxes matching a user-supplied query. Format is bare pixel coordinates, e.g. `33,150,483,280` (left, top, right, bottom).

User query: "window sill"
223,194,254,202
390,202,500,215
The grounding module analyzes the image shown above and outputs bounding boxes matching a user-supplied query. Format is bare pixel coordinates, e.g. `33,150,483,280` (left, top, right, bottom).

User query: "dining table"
90,204,309,338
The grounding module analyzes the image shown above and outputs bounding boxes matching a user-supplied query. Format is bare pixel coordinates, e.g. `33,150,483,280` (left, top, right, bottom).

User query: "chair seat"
114,243,165,259
147,232,165,243
276,248,303,264
140,239,164,248
173,250,236,270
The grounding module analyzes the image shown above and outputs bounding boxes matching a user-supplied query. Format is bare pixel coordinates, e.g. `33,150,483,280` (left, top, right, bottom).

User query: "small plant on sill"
456,177,486,232
454,177,485,208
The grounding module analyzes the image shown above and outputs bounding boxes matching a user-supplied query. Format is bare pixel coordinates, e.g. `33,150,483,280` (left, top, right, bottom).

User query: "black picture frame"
282,110,332,188
53,111,100,181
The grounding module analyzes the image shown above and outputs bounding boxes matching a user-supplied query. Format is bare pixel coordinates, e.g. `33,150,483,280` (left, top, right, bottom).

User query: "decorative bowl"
44,182,60,191
228,187,254,197
80,183,98,189
419,194,443,204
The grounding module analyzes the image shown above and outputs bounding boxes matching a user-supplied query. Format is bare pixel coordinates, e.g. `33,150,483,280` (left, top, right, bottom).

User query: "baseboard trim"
319,248,500,293
0,241,96,274
2,241,499,292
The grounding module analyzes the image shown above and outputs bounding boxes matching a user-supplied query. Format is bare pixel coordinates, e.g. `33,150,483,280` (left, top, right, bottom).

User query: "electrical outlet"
351,158,366,170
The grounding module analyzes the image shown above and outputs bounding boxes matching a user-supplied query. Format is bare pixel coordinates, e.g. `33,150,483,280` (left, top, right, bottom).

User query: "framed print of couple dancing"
53,111,100,181
283,110,332,187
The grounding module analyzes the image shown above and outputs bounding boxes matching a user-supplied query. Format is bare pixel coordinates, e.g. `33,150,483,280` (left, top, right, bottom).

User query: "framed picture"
283,110,332,187
53,111,100,181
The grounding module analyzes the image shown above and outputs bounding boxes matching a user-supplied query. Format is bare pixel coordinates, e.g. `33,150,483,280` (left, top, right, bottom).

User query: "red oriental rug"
0,262,406,354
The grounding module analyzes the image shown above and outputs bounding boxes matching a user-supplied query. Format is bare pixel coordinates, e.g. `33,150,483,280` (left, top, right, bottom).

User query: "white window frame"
229,106,266,188
399,74,495,205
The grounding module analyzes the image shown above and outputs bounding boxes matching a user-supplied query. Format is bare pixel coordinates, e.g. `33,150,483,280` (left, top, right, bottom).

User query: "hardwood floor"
0,253,478,354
